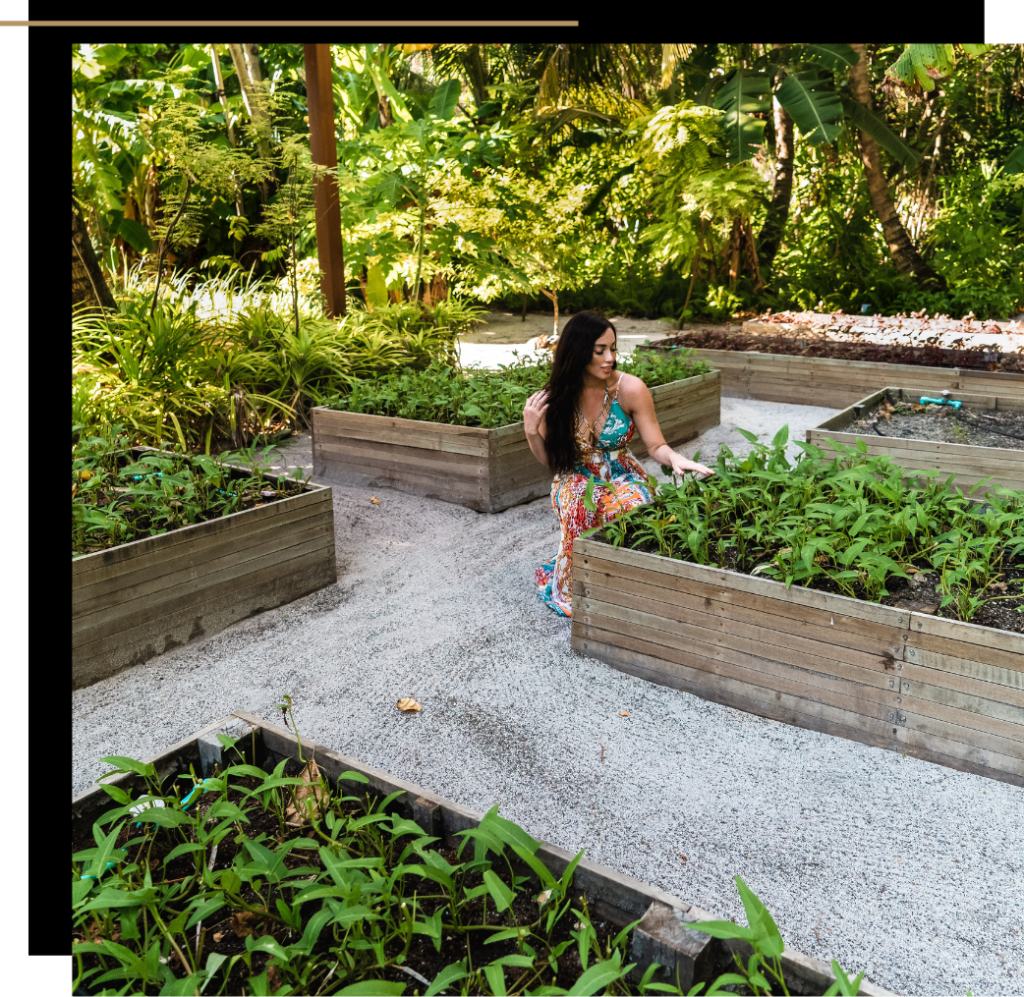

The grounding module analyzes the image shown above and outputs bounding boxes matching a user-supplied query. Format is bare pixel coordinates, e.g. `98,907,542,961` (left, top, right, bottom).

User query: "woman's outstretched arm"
523,389,550,469
620,374,715,477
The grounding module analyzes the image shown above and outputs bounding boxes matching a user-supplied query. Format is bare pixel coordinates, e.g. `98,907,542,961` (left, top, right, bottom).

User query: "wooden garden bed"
72,466,337,691
311,370,720,513
642,345,1024,408
72,711,890,996
807,386,1024,496
571,537,1024,787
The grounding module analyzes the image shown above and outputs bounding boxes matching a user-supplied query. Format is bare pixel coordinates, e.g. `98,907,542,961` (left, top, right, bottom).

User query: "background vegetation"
72,43,1024,448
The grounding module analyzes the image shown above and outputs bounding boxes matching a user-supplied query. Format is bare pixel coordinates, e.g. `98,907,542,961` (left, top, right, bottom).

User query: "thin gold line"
3,20,579,26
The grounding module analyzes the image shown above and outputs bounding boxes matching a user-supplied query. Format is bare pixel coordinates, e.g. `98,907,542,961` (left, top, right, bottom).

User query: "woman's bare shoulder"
615,371,649,398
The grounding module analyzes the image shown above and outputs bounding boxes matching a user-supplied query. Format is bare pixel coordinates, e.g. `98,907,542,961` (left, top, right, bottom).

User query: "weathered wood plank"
72,486,331,579
577,612,905,720
576,582,902,669
73,501,332,604
312,408,491,455
74,518,334,619
73,533,335,644
575,539,908,627
577,619,1024,761
908,613,1024,659
73,548,337,688
902,646,1024,694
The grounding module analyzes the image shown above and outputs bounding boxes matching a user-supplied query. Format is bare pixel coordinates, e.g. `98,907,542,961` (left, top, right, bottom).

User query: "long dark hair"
543,311,617,476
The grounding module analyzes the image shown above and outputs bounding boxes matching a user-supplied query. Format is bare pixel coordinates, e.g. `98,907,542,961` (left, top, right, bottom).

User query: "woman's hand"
523,389,549,437
665,453,715,478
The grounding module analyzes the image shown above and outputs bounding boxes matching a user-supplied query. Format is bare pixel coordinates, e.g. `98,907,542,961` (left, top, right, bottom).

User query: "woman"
524,311,714,617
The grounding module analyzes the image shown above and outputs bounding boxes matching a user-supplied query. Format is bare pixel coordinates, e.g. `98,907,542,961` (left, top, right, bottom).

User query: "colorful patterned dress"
534,375,653,617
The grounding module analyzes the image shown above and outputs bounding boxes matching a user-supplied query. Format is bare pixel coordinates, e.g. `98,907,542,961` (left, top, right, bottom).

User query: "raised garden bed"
642,333,1024,408
71,711,891,996
311,370,721,513
72,452,336,690
572,536,1024,788
807,387,1024,498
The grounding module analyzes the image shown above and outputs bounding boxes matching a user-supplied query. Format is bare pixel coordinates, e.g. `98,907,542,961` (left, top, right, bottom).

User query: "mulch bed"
655,328,1024,373
853,394,1024,451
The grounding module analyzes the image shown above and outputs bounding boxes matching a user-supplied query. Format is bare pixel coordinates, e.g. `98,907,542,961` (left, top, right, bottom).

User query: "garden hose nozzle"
919,396,962,409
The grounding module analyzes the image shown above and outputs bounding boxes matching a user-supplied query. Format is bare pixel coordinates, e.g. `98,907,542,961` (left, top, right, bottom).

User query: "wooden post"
303,43,346,318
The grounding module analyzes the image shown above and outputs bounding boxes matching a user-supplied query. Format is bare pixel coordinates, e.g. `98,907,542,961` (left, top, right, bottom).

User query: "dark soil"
852,393,1024,451
653,328,1024,373
72,772,641,997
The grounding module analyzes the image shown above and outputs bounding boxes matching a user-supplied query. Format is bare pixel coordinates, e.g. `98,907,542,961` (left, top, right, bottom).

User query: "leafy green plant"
324,349,710,429
597,426,1024,623
678,876,865,997
72,425,307,556
73,717,867,996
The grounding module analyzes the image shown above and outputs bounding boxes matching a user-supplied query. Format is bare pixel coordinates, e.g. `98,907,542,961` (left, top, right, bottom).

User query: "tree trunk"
849,43,946,291
756,47,795,275
540,287,559,338
228,43,272,199
72,188,116,312
210,45,246,218
304,43,347,318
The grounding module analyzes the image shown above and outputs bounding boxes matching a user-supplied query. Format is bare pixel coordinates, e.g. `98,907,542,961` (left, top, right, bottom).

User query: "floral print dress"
534,375,653,617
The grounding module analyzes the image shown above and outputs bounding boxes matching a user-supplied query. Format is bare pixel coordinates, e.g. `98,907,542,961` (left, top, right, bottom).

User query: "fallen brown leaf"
212,931,225,942
397,697,422,712
679,853,688,865
230,911,261,938
905,567,918,574
370,496,382,505
619,710,629,717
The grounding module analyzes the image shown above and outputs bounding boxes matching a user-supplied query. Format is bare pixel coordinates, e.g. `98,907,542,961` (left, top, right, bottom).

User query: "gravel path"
72,398,1024,997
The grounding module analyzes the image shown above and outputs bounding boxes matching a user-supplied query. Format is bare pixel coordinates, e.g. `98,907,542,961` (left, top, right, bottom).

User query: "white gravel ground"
72,397,1024,997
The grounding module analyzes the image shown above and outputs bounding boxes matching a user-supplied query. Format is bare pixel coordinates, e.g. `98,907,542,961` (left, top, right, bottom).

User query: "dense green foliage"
74,42,1024,328
596,428,1024,622
72,722,865,996
72,268,480,449
71,428,305,555
324,350,711,429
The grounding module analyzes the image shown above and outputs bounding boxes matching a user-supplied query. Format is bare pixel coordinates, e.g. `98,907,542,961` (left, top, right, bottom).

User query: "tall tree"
755,44,795,274
72,187,116,312
848,44,945,290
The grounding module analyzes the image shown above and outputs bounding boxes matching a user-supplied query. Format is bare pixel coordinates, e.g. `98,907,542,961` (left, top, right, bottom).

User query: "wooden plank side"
314,439,488,481
574,631,1024,785
316,458,488,504
73,549,337,689
72,487,330,579
312,408,491,456
573,627,905,748
73,533,336,646
680,350,1024,400
896,675,1024,734
577,554,910,640
810,431,1024,466
575,539,909,627
577,619,1024,760
908,613,1024,660
577,579,902,667
74,517,334,621
73,501,333,604
903,647,1024,695
577,610,904,719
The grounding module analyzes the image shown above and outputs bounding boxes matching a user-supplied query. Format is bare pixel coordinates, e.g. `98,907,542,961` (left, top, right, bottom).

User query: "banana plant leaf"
776,70,845,145
713,68,771,162
840,96,923,169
